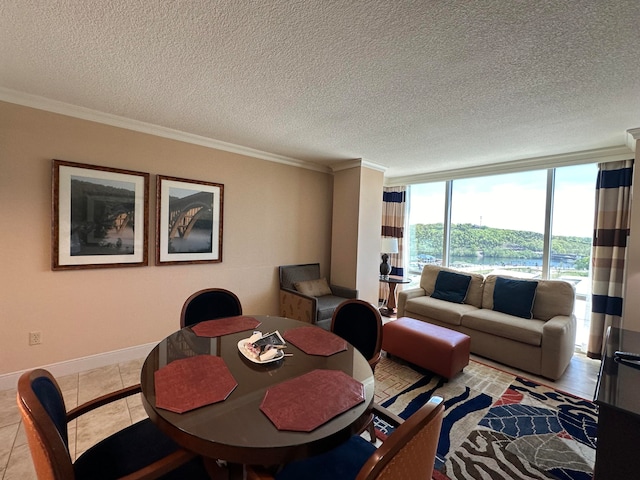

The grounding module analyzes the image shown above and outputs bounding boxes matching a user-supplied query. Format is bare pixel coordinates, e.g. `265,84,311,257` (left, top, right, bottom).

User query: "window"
450,171,547,277
407,163,597,351
408,182,446,275
551,164,597,351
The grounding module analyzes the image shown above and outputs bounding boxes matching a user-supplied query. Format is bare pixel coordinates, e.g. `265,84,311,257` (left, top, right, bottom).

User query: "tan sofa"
397,265,576,380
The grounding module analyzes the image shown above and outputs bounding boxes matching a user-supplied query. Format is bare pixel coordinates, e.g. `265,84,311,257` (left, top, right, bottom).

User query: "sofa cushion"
492,277,538,319
461,309,545,346
419,265,484,308
431,270,472,303
404,296,478,326
532,280,575,321
295,278,332,297
483,275,575,321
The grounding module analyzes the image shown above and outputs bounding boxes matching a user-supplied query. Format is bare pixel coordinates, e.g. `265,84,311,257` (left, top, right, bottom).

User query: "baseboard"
0,342,158,391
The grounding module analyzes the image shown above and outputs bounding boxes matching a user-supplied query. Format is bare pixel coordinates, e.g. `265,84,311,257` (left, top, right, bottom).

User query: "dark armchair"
279,263,358,330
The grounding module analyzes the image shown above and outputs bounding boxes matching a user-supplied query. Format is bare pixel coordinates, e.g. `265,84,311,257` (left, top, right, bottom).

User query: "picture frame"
156,175,224,265
52,159,149,270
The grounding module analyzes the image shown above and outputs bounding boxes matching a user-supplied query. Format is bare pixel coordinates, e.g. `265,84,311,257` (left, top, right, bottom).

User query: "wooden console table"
593,327,640,479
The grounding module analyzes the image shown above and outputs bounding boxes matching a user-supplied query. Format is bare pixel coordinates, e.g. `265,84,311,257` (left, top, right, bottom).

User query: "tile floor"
0,353,601,479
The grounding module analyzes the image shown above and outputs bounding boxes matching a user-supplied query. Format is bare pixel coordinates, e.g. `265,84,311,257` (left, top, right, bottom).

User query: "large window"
450,171,547,275
408,182,446,272
407,163,597,350
551,164,597,350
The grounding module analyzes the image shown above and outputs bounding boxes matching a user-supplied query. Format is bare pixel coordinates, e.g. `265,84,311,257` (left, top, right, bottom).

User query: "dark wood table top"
140,315,375,466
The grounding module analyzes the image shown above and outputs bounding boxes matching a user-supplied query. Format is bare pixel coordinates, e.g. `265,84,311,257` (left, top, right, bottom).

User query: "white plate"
237,339,284,364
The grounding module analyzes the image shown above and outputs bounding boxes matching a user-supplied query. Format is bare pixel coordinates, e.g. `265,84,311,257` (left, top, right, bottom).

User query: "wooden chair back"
357,396,444,480
17,369,75,480
180,287,243,327
331,299,383,371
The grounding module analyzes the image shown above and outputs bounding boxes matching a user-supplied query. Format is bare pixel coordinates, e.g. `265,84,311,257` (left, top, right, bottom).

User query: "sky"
409,163,598,238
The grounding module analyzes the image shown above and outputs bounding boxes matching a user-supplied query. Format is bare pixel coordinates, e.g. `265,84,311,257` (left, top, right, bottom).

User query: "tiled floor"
0,353,600,479
1,358,146,480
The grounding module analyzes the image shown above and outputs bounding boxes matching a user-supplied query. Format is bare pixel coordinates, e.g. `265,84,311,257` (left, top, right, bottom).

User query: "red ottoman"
382,317,470,379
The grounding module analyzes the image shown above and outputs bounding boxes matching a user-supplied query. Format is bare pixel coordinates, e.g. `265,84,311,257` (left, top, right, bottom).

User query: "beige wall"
623,138,640,331
330,166,360,290
0,101,334,374
356,166,384,304
330,165,384,305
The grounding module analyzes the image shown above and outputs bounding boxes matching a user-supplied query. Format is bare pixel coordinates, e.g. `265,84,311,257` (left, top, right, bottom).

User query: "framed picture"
156,175,224,265
52,159,149,270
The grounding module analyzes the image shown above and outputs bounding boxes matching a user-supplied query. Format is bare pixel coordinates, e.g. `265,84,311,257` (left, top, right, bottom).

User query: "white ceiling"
1,1,639,180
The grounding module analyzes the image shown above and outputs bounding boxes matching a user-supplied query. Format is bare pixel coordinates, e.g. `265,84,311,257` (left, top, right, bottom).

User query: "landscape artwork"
156,175,223,265
52,160,149,270
69,175,136,255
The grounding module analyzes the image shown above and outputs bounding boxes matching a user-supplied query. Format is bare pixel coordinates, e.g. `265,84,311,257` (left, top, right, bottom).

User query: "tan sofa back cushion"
420,265,484,308
482,275,575,321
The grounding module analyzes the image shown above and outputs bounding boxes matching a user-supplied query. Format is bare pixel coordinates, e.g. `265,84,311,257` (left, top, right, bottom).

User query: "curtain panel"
380,187,406,300
588,159,634,359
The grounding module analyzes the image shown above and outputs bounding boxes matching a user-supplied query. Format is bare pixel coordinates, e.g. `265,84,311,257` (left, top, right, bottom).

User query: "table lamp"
380,237,398,277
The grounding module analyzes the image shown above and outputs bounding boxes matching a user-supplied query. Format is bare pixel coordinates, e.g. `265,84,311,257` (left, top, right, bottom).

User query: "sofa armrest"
397,287,427,317
330,284,358,299
541,314,577,380
279,288,317,324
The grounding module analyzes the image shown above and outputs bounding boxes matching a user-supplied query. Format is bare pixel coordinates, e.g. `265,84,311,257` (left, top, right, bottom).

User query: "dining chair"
17,368,210,480
180,287,243,328
330,299,383,442
246,396,444,480
330,299,383,371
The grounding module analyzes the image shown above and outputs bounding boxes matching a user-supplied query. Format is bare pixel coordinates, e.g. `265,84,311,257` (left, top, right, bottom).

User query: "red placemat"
260,369,365,432
282,326,347,356
191,316,260,337
154,355,237,413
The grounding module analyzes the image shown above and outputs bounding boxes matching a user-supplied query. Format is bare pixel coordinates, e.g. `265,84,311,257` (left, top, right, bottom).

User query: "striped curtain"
587,159,634,359
380,186,406,302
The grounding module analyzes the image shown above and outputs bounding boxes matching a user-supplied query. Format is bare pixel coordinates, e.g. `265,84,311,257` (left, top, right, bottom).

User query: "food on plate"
259,347,281,362
240,330,286,362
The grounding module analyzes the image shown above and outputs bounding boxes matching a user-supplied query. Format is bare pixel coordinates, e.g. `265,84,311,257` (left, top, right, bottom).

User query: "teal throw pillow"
431,270,472,304
493,277,538,319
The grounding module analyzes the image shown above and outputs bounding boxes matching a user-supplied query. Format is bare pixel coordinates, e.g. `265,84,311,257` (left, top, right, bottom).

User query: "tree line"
411,223,591,267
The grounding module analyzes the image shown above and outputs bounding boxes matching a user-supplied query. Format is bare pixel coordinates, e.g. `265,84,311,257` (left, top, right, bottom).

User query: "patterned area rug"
374,356,598,480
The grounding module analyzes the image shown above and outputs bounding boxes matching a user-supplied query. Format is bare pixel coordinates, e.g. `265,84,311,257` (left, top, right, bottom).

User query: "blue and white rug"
374,356,597,480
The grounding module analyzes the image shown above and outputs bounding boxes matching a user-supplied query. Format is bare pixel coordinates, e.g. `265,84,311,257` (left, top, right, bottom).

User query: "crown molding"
626,127,640,151
385,145,635,186
330,158,387,173
0,87,332,174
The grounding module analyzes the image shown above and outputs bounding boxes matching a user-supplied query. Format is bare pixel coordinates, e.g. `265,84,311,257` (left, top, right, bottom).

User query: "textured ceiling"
1,1,639,179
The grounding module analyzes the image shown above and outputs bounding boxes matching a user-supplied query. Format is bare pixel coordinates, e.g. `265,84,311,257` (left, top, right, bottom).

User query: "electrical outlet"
29,331,42,345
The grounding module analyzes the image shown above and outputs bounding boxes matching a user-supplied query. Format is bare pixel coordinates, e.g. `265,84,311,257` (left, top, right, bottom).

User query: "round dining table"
140,315,375,472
